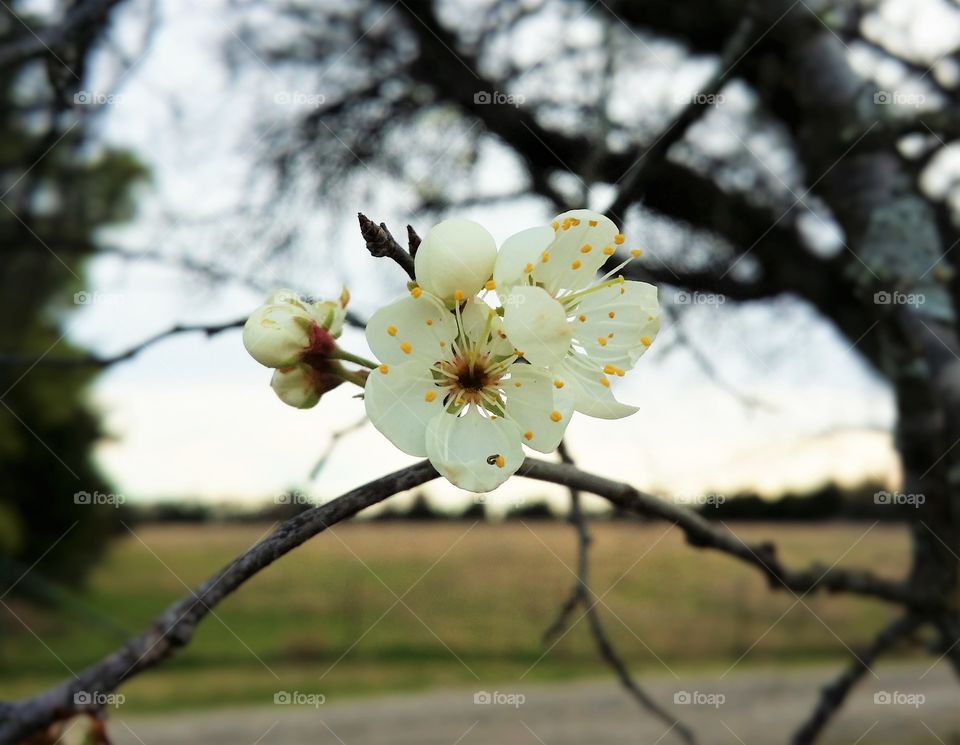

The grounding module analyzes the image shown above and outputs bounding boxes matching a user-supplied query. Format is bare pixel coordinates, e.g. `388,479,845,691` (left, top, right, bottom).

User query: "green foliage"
0,47,146,593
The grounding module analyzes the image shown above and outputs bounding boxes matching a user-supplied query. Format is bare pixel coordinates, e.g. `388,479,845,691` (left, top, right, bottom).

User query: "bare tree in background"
2,0,960,743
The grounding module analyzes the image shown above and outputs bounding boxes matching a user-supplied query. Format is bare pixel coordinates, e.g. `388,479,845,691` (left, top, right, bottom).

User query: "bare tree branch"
791,613,923,745
545,442,698,745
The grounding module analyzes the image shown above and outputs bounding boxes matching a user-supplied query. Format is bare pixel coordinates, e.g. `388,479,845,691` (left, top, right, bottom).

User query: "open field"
0,520,927,714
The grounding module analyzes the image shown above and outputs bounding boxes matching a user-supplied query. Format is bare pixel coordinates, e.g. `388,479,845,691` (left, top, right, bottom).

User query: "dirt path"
111,664,956,744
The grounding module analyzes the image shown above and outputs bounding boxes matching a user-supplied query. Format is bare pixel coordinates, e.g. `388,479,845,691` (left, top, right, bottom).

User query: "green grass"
0,520,915,712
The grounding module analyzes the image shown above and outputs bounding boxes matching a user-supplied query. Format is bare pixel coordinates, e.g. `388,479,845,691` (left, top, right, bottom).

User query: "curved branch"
0,460,439,744
517,460,933,609
2,458,927,743
791,613,923,745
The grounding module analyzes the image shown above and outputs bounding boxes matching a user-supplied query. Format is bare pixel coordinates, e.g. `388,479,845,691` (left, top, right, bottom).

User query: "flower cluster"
243,210,660,493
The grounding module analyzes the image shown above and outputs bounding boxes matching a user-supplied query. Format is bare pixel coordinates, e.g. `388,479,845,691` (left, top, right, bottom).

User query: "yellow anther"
550,410,562,423
603,364,617,375
387,325,398,337
588,219,598,227
581,244,592,253
597,337,608,347
411,287,423,298
424,390,437,402
571,260,582,270
400,342,412,354
631,249,643,258
439,341,446,348
641,336,652,347
552,221,559,230
494,455,505,468
599,376,610,388
523,262,534,273
608,311,616,319
603,246,615,256
426,319,433,326
571,218,581,226
378,364,389,374
608,332,615,338
553,380,564,389
541,252,550,263
524,431,534,441
453,289,465,302
514,381,523,388
578,314,587,322
614,234,625,245
484,280,496,291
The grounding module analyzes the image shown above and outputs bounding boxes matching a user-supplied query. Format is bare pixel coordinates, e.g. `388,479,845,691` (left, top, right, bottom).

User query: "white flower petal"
243,303,311,368
425,407,524,492
366,292,457,365
270,366,321,409
502,285,572,367
572,280,660,369
503,365,574,453
364,360,445,456
535,210,619,295
493,225,554,290
557,353,639,420
459,297,514,358
415,218,497,301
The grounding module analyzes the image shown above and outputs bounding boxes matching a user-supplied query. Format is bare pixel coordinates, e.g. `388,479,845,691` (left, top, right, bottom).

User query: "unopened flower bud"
270,365,342,409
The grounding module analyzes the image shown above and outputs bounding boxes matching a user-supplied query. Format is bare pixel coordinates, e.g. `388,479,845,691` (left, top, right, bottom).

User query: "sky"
46,0,960,508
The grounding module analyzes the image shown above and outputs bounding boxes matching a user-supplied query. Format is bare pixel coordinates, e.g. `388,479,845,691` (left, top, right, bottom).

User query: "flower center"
436,352,503,409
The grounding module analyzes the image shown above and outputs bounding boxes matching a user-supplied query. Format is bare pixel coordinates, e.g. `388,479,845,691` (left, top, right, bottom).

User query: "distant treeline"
126,481,912,524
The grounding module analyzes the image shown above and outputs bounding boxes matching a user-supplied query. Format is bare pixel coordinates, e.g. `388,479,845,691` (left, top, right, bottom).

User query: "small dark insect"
486,454,501,465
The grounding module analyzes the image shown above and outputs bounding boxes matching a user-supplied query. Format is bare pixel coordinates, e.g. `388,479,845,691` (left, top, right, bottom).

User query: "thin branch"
357,212,416,280
791,613,923,745
517,460,934,610
0,460,439,744
605,16,757,224
308,415,369,480
2,458,934,742
406,225,422,257
546,442,697,745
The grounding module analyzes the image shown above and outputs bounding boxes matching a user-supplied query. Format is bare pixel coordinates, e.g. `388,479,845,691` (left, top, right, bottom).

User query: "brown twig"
406,224,422,257
545,442,697,745
357,212,416,280
790,613,923,745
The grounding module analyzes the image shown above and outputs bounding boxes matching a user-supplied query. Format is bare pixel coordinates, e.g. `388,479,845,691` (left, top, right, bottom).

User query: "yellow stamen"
599,376,610,388
597,337,607,347
578,314,587,322
541,252,550,263
424,390,437,402
378,364,389,374
426,319,433,326
603,246,615,256
400,342,412,354
453,289,465,302
571,260,581,270
494,455,505,468
588,219,598,227
614,234,625,245
608,311,615,319
553,380,564,389
411,287,422,298
523,263,534,273
631,248,643,257
641,336,652,347
484,280,496,291
550,410,562,423
524,431,533,441
387,325,397,337
580,244,592,253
